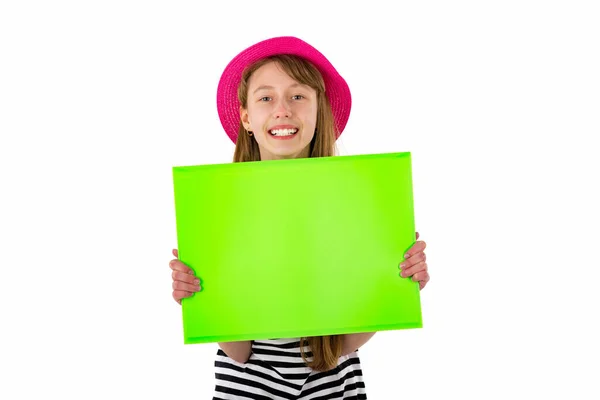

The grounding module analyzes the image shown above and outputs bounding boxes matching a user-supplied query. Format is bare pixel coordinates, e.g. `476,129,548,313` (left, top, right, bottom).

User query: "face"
240,61,318,160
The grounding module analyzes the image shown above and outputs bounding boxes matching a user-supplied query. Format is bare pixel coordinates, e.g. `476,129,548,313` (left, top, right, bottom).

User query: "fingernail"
188,270,194,275
169,260,174,267
194,279,200,284
399,263,405,269
404,253,410,259
198,286,202,292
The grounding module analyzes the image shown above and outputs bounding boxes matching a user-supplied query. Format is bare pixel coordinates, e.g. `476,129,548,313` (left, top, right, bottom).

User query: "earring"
248,131,253,136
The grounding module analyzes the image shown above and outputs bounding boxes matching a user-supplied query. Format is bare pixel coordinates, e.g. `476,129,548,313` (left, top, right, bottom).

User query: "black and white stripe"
213,338,367,399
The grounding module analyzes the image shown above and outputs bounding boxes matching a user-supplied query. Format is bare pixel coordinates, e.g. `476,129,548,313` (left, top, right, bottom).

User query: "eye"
292,95,304,100
259,96,272,102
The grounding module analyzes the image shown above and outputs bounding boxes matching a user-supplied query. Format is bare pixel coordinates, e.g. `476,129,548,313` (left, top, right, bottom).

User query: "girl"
169,36,430,400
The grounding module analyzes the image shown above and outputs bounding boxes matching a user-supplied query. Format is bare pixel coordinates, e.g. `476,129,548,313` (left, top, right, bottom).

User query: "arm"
218,341,253,363
341,332,377,356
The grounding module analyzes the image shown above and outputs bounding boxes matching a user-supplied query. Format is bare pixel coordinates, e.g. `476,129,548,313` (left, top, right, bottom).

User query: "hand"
399,232,430,290
169,249,202,305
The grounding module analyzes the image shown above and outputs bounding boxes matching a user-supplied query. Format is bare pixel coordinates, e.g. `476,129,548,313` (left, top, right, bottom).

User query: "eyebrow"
252,83,306,94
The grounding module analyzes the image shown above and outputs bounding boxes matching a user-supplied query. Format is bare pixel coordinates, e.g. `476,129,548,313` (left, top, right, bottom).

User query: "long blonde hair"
234,54,343,371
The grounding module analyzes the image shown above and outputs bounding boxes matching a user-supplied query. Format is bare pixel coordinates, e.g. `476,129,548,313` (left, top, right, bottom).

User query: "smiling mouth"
269,128,298,137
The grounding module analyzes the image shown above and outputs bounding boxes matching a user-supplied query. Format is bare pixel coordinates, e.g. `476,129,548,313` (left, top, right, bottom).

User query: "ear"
240,106,251,131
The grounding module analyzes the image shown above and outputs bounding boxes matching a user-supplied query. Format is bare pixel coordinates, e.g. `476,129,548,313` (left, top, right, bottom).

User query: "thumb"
172,248,178,258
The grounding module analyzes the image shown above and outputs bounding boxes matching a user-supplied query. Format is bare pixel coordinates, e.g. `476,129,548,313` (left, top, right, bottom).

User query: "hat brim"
216,36,352,144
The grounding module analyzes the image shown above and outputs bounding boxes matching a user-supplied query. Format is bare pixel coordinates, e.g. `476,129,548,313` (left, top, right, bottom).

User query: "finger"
172,249,179,258
405,240,427,257
411,270,430,285
399,251,426,271
400,261,427,278
172,280,201,293
173,290,194,304
415,232,420,240
173,292,181,305
172,270,201,285
169,259,195,275
401,261,428,278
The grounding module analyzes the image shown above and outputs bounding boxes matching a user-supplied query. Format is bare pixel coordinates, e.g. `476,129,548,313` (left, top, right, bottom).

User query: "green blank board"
172,152,422,344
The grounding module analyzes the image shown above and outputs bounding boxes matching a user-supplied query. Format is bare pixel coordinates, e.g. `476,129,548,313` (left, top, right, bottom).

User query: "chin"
275,151,303,159
270,146,310,159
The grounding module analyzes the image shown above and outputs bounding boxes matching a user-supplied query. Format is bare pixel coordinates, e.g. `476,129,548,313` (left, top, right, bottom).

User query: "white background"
1,1,599,399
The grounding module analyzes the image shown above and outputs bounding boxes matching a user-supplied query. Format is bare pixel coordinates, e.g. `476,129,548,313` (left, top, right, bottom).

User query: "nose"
273,98,291,119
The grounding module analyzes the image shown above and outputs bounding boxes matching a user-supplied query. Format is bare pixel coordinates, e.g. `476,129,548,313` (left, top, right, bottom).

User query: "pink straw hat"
216,36,352,144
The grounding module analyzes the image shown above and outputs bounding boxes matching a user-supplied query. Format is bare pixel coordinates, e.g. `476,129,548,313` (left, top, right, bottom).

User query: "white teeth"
270,128,298,136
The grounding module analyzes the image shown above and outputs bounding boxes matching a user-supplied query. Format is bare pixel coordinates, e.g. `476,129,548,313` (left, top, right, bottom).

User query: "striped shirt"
213,338,367,399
